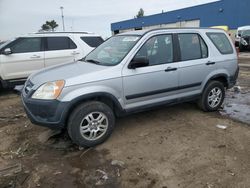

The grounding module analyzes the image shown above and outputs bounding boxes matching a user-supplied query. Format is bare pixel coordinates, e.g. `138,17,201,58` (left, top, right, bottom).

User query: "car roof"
21,32,102,38
237,26,250,30
117,27,224,36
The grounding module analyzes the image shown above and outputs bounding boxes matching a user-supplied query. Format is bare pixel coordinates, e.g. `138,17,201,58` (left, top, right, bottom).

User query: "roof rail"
144,27,221,32
35,31,94,34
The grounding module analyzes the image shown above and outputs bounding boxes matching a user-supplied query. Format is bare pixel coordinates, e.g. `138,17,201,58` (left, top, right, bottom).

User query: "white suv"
0,32,104,89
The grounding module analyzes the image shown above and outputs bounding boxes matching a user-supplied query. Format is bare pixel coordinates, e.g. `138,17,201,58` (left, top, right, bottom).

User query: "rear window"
47,37,77,51
206,32,233,54
80,37,104,47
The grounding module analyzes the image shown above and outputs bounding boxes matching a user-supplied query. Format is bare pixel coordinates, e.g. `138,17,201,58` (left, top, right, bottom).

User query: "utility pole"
60,6,65,31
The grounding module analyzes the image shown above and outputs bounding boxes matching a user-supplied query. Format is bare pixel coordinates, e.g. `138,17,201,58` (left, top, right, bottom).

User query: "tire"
198,81,225,112
67,101,115,147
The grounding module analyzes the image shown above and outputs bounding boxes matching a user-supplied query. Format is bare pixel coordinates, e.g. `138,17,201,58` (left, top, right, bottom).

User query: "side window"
178,33,208,61
10,38,42,53
200,37,208,58
47,37,77,51
134,34,173,66
69,39,77,49
206,32,233,54
80,37,104,47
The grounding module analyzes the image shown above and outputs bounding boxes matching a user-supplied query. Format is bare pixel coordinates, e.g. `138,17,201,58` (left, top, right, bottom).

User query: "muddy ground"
0,58,249,188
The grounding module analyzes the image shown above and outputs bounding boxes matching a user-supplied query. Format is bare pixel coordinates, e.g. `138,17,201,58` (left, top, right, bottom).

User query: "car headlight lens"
32,80,65,100
241,38,248,46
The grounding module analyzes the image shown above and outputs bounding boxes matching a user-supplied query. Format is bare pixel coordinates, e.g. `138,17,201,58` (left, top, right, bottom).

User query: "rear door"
177,33,211,95
122,34,179,109
0,37,44,80
44,36,78,67
206,32,237,78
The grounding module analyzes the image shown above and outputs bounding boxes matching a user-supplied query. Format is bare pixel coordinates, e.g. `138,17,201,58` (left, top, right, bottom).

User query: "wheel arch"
203,73,229,91
63,92,124,127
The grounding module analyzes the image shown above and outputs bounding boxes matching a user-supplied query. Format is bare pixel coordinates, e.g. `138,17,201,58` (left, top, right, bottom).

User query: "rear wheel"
67,101,115,147
198,81,225,112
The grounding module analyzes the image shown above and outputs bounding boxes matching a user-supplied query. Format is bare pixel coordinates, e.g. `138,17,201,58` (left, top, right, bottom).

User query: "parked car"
235,25,250,47
239,29,250,52
22,28,239,147
0,32,104,89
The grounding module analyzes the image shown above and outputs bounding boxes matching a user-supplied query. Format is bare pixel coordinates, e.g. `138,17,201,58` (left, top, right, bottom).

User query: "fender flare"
203,73,229,90
62,92,125,125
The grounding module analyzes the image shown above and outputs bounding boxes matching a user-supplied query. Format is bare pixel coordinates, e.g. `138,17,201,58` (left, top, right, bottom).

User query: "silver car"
22,28,239,147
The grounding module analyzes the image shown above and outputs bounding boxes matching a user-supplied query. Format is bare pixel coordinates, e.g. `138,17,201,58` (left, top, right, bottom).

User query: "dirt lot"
0,58,250,188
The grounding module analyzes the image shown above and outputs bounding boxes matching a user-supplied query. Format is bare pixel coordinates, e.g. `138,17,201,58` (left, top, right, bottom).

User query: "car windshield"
0,40,10,49
0,38,16,49
83,35,140,66
242,30,250,37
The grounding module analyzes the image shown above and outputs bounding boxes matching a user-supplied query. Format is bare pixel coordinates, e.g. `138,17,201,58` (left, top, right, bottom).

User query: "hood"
29,61,116,88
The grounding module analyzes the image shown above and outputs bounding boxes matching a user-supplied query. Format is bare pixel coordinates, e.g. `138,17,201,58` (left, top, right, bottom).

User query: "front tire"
198,81,225,112
68,101,115,147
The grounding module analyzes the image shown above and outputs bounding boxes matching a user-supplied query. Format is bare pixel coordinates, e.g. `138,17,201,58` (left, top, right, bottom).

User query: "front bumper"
22,93,69,129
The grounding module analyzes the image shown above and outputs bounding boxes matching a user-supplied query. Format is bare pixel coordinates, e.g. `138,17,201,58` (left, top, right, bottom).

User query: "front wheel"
198,81,225,112
68,101,115,147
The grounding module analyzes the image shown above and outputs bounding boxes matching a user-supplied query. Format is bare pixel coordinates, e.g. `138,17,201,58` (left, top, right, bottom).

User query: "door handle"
30,55,41,59
71,51,80,55
206,61,215,65
165,67,177,72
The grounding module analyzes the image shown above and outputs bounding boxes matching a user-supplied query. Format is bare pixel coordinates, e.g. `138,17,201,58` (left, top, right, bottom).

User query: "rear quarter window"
206,32,233,54
80,37,104,47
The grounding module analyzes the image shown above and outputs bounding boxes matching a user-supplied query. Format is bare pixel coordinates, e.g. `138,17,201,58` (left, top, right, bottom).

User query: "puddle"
220,88,250,125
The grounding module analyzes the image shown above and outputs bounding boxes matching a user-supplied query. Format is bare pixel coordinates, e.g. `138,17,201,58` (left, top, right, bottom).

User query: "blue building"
111,0,250,34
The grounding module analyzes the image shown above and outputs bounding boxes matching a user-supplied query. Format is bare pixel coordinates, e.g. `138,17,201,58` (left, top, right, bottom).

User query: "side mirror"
3,48,12,55
129,56,149,69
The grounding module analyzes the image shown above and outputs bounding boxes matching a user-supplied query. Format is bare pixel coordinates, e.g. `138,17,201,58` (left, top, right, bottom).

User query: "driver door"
122,34,179,109
0,37,44,80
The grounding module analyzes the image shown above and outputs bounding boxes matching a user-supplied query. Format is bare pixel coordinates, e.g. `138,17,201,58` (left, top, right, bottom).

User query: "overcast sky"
0,0,219,41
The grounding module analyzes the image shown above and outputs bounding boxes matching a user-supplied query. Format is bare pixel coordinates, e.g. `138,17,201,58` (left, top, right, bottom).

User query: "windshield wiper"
85,59,101,64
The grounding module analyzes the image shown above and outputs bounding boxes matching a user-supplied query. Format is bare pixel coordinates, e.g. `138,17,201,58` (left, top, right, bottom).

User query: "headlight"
32,80,65,100
241,38,248,46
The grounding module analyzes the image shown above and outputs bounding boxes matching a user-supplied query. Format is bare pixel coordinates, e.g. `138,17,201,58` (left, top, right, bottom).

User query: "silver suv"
22,28,239,147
